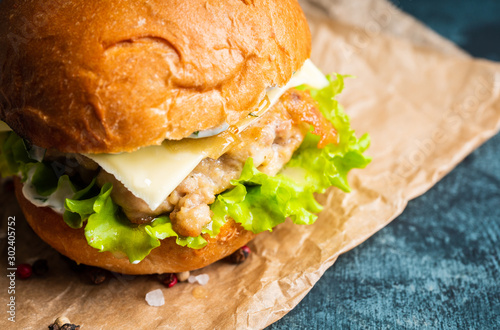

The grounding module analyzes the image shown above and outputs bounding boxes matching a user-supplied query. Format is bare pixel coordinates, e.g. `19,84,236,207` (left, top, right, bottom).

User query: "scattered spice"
61,255,109,284
241,245,251,255
48,316,80,330
33,259,49,276
145,289,165,307
158,273,178,288
85,266,108,285
16,264,32,279
227,245,251,264
167,275,178,288
188,274,210,286
176,271,190,282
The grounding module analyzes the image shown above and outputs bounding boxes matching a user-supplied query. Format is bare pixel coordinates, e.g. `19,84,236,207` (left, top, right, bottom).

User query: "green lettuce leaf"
0,132,32,177
63,179,99,229
210,74,371,234
29,162,61,196
145,217,207,248
0,132,62,196
0,133,12,177
211,158,322,234
82,184,161,263
64,183,207,263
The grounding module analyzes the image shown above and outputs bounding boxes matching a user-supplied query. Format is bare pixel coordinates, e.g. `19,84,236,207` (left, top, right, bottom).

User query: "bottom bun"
14,178,256,275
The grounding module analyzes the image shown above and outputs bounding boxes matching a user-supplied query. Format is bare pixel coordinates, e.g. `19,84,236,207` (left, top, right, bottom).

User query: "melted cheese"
88,60,328,211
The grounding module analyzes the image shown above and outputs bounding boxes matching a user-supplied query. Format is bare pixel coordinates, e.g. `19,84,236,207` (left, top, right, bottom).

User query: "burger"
0,0,370,274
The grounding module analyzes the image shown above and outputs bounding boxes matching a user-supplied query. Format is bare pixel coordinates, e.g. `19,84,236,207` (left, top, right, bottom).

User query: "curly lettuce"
64,183,208,263
0,74,370,263
210,74,371,235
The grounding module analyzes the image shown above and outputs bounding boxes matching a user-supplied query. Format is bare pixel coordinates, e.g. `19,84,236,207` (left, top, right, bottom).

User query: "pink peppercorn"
158,273,178,288
167,274,178,288
16,264,32,279
241,245,251,255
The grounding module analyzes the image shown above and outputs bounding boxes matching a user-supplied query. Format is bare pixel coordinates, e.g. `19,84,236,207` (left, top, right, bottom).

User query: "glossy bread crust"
14,178,256,274
0,0,311,153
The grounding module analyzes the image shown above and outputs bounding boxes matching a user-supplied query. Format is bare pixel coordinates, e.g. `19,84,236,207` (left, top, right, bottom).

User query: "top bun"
0,0,311,153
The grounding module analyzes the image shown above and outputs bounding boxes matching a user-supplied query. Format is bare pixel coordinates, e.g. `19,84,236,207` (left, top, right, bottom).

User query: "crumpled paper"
1,0,500,329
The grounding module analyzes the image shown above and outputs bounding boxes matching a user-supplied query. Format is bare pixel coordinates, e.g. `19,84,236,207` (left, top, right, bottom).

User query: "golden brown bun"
14,178,255,274
0,0,311,154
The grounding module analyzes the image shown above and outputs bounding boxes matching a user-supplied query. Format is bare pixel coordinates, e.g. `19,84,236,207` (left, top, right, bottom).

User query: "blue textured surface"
271,1,500,329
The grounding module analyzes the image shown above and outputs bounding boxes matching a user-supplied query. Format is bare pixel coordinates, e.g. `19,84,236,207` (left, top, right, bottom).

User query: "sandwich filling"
0,69,371,264
99,89,334,238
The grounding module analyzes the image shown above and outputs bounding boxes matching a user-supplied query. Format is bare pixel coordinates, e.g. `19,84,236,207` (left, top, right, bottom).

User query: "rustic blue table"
271,1,500,328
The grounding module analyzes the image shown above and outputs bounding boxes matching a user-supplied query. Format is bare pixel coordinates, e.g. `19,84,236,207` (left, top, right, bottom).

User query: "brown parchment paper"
2,1,500,329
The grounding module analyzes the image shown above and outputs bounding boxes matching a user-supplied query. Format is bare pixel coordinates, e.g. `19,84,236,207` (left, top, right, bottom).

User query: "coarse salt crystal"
188,274,210,286
145,289,165,307
197,274,209,285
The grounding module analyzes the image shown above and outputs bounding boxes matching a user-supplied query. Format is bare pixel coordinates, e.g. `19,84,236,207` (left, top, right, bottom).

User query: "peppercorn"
167,275,178,288
176,271,190,282
158,273,178,288
85,266,108,285
48,316,80,330
33,259,49,276
227,245,251,264
241,245,251,255
16,264,32,279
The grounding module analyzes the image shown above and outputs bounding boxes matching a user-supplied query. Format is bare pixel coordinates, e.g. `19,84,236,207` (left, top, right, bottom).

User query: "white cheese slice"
87,60,329,211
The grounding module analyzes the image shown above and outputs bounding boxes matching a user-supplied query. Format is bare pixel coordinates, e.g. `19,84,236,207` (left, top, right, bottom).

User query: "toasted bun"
0,0,311,153
14,178,255,274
